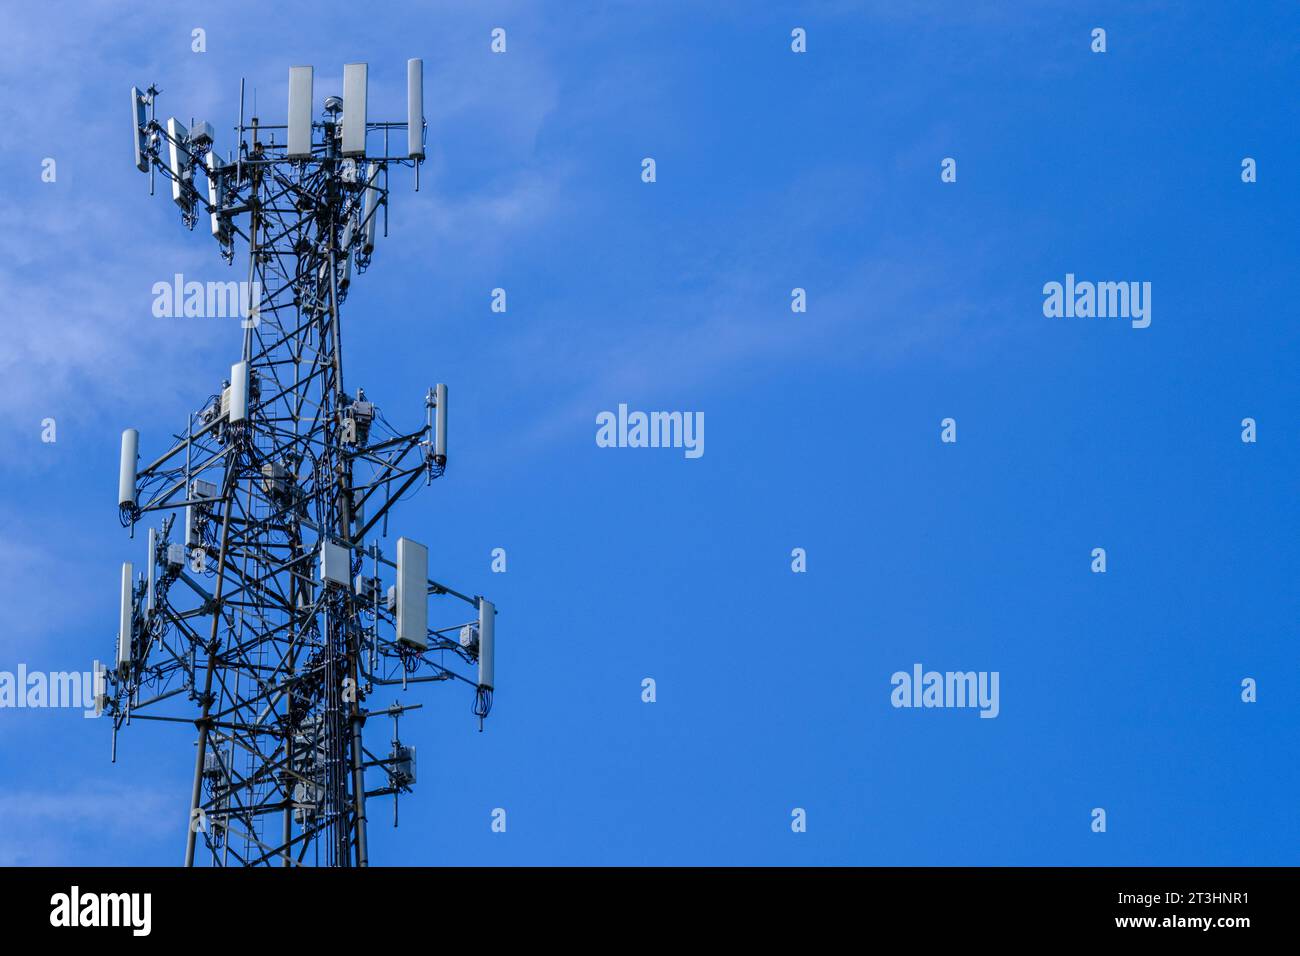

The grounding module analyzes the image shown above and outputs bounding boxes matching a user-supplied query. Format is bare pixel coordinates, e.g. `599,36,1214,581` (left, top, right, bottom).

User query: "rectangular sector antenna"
165,117,191,210
286,66,314,159
342,63,368,157
146,528,157,614
396,537,429,650
117,562,133,670
361,162,380,253
338,248,351,291
130,86,148,172
434,383,447,464
478,598,495,690
228,361,248,423
406,58,424,159
206,153,229,243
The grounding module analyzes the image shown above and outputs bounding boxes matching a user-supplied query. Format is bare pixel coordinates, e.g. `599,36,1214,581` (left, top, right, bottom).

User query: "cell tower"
104,61,496,867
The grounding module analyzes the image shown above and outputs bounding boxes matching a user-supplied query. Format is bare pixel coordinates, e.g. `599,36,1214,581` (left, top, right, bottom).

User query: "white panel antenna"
130,86,149,172
117,562,134,670
118,428,138,507
287,66,314,159
434,383,447,465
341,63,368,157
206,153,231,244
406,58,425,159
185,505,200,547
360,162,380,254
229,361,249,423
338,250,351,292
165,117,192,211
396,537,429,649
146,528,157,614
477,598,495,690
341,212,356,252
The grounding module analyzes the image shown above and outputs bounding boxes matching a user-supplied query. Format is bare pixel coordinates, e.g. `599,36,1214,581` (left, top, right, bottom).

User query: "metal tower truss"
105,61,497,868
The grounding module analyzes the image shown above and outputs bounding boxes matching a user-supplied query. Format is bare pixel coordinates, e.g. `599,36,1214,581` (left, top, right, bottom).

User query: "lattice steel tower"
104,61,496,867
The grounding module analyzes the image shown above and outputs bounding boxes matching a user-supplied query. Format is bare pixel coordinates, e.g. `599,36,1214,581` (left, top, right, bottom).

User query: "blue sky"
0,1,1297,865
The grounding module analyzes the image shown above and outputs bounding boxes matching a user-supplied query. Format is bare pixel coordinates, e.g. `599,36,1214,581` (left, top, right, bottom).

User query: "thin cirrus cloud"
0,1,565,453
0,781,176,865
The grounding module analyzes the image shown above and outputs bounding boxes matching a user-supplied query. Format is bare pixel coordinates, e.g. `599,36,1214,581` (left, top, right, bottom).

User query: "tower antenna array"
107,61,496,867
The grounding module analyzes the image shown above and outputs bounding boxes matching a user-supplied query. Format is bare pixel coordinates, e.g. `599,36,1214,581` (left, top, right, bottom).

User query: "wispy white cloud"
482,154,1021,452
0,1,568,457
0,780,176,865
